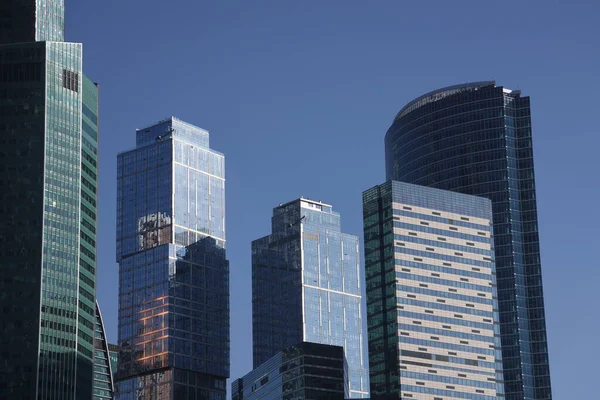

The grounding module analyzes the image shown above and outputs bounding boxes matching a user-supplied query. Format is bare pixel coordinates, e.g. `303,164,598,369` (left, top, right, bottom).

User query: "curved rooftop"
394,81,496,122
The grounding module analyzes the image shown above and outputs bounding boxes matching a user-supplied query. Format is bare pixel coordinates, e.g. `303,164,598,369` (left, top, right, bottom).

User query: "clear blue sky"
67,1,599,397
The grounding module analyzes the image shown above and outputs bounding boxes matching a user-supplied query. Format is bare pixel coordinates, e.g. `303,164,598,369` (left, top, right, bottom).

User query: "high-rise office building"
94,301,116,400
116,117,229,399
0,1,99,397
362,180,504,399
232,342,347,400
252,198,369,398
385,81,551,399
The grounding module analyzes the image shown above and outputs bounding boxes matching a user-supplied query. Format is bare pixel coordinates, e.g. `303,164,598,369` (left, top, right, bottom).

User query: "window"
62,69,79,92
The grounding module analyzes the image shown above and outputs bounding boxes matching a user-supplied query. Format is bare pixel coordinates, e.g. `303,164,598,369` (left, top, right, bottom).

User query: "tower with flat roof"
363,180,504,399
116,117,229,399
252,198,369,398
0,1,99,398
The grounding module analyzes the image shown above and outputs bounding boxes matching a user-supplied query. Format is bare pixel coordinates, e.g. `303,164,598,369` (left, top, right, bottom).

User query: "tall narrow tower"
116,117,229,399
252,198,369,398
385,82,552,400
0,1,99,398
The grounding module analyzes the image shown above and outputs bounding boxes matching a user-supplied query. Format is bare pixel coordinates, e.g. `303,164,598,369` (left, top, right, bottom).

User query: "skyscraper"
363,180,504,399
252,198,369,398
385,81,551,399
232,342,347,400
0,0,65,45
116,117,229,399
0,0,99,397
94,301,116,400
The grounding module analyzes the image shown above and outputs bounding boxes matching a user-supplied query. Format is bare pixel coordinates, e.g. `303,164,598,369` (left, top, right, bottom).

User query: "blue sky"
67,1,599,397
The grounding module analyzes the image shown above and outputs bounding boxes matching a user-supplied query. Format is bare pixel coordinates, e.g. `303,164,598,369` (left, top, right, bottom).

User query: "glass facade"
385,82,551,400
94,302,116,400
363,180,504,399
116,117,229,400
0,0,64,45
252,199,369,398
232,342,347,400
0,26,99,398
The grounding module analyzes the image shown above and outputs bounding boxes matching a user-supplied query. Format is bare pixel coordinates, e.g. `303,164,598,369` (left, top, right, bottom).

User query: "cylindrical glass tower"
385,82,552,400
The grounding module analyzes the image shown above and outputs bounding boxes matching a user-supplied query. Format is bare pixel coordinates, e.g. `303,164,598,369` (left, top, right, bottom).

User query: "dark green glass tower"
0,1,99,399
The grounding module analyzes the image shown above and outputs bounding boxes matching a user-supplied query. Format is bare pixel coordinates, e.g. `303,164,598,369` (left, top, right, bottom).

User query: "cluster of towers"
0,1,552,400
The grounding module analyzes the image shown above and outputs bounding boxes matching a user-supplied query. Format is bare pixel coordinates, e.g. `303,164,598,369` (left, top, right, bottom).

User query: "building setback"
116,117,229,399
0,1,99,397
385,82,551,400
252,198,369,398
232,342,347,400
363,180,504,399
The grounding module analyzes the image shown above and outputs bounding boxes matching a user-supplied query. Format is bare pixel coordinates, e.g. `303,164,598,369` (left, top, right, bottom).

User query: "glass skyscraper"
385,81,551,400
0,1,99,397
232,342,347,400
252,198,369,398
363,180,504,399
116,117,229,399
94,301,116,400
0,0,65,45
